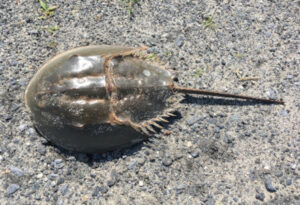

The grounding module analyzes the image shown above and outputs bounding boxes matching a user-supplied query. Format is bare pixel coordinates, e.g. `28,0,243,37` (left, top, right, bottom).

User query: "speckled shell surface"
25,45,179,153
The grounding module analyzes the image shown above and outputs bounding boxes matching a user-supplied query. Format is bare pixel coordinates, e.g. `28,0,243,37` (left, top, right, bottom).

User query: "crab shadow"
181,94,274,106
43,95,272,165
43,139,146,166
43,115,183,166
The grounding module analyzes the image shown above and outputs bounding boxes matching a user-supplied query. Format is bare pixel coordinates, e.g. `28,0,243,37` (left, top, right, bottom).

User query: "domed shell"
25,45,179,153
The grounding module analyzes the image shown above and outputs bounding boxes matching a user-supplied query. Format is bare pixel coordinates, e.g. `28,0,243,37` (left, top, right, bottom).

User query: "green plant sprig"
203,16,216,30
38,0,57,19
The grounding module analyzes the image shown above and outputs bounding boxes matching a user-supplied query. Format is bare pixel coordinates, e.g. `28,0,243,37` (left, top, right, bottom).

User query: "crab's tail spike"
173,86,284,105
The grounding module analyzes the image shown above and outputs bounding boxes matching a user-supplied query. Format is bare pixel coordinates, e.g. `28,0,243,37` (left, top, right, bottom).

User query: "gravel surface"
0,0,299,204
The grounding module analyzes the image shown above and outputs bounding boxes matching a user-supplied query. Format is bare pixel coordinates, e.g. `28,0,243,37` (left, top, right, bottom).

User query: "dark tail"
173,86,284,105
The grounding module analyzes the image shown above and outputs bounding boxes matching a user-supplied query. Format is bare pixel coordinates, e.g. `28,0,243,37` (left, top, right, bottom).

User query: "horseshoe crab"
25,45,284,153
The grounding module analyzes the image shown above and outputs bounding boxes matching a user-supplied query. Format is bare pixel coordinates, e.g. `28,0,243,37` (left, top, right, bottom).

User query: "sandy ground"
0,0,299,204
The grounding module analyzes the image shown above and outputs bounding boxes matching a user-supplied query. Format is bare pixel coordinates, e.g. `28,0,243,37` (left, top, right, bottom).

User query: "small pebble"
186,141,193,147
229,114,240,122
214,127,220,133
92,186,100,197
67,156,76,161
149,156,155,162
162,158,173,166
27,128,36,135
263,165,271,174
5,115,12,121
147,38,157,46
36,145,46,155
28,30,40,36
60,184,68,195
139,181,144,187
265,32,271,38
221,59,226,65
191,151,199,158
206,198,215,205
55,159,62,164
176,35,185,48
264,175,276,192
49,173,58,180
66,169,72,175
107,179,115,187
57,177,65,185
53,159,64,169
6,184,20,196
174,153,183,160
36,173,43,179
266,88,277,100
137,157,146,166
186,115,201,126
128,159,138,170
255,192,265,201
286,178,292,186
209,118,217,125
280,110,288,117
175,184,185,195
99,185,108,194
224,133,234,144
9,166,23,177
18,124,27,132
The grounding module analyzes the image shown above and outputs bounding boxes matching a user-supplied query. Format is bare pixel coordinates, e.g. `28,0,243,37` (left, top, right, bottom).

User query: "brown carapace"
25,45,284,153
